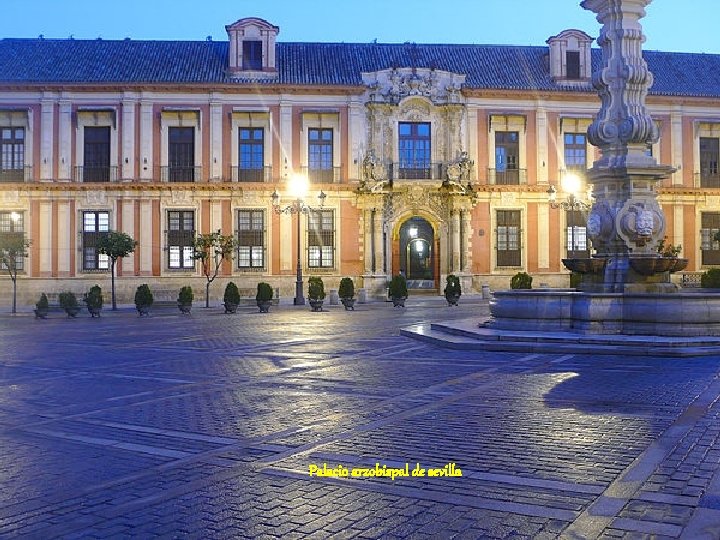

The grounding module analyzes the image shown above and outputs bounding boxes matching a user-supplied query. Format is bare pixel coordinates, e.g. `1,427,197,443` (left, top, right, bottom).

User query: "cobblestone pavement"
2,296,720,539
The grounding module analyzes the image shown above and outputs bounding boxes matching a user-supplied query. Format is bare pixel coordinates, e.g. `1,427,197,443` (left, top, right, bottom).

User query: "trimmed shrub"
389,273,408,299
308,276,326,301
256,282,273,302
134,284,154,307
36,293,49,310
444,274,462,298
178,286,193,304
510,272,533,290
223,282,240,305
701,268,720,288
85,285,103,309
338,277,355,300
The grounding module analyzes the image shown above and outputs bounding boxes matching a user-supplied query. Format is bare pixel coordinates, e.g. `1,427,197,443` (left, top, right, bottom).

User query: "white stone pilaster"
39,202,52,273
122,200,135,273
374,211,385,275
58,101,72,181
462,210,472,273
40,99,54,180
140,100,154,181
139,201,152,273
57,202,70,273
122,98,136,180
451,211,461,272
280,212,292,271
210,101,223,180
536,105,549,184
210,201,222,233
538,204,550,269
279,100,293,173
671,107,683,186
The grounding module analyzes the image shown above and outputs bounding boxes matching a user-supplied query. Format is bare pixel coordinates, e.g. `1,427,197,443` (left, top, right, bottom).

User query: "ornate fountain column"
581,0,676,292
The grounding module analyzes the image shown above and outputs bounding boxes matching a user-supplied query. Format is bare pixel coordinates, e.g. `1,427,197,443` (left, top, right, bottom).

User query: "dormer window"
547,29,593,83
226,17,279,77
243,41,262,70
566,51,580,79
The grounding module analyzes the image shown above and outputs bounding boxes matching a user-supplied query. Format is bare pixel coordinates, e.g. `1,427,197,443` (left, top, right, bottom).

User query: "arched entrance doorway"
398,217,436,288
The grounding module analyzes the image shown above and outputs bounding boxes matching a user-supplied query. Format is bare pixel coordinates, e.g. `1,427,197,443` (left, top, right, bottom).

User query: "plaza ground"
1,296,720,538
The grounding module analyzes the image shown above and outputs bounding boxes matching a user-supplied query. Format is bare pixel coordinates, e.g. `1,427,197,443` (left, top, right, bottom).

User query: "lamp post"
547,173,591,258
272,173,326,305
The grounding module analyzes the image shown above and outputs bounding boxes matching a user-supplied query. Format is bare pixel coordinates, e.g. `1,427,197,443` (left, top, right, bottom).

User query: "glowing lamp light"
10,211,20,223
288,173,309,199
408,227,418,238
561,173,581,195
415,240,424,253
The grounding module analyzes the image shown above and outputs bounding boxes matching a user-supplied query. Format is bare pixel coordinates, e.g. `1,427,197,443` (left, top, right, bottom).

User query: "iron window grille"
307,209,334,268
83,126,111,182
167,210,195,269
496,210,522,267
566,209,589,258
701,212,720,265
0,211,24,271
237,209,266,270
168,127,196,182
82,211,109,271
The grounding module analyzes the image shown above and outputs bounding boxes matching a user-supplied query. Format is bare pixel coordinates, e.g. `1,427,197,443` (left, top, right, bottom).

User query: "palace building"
1,17,720,303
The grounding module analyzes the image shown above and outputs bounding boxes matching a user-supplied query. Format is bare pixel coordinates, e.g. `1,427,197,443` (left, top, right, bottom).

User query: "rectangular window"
237,210,265,269
701,212,720,266
308,209,334,268
564,132,587,172
168,127,195,182
242,40,263,70
398,122,431,179
700,137,720,188
566,209,589,258
83,126,111,182
494,131,519,184
496,210,521,267
0,211,25,271
566,51,581,79
238,128,265,182
308,128,334,182
167,210,195,269
82,211,109,270
0,127,25,182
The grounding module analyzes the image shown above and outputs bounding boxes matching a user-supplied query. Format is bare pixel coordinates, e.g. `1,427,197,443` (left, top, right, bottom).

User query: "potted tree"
59,291,81,318
178,286,193,314
223,281,240,314
389,273,408,307
338,277,355,311
134,284,154,317
84,284,103,317
256,282,273,313
444,274,462,306
308,276,325,312
34,292,49,319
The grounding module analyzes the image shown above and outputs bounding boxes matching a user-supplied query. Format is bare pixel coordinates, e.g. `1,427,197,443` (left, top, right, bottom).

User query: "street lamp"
547,173,591,258
272,173,326,305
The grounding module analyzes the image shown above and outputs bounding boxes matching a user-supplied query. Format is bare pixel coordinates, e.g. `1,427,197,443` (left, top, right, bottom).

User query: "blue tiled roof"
1,38,719,97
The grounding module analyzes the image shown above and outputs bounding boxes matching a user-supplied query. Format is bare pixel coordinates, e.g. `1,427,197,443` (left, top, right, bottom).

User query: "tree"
0,231,31,314
193,231,237,308
97,231,137,311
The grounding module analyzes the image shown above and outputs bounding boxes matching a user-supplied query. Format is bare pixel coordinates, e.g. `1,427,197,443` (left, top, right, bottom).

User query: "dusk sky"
1,0,717,54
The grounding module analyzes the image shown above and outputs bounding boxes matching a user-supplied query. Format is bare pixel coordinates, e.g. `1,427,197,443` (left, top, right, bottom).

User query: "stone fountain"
487,0,720,338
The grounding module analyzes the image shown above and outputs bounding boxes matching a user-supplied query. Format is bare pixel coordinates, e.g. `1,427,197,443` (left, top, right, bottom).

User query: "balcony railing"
388,162,445,180
74,166,119,183
231,166,271,183
695,172,720,188
0,166,32,182
488,168,527,185
301,166,341,183
161,166,202,182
